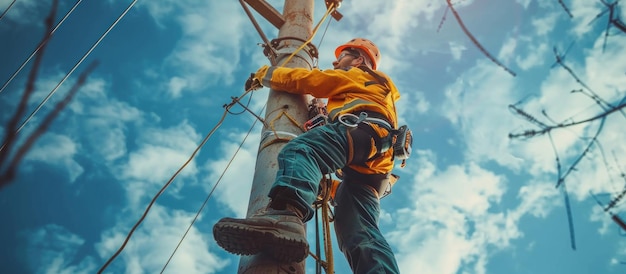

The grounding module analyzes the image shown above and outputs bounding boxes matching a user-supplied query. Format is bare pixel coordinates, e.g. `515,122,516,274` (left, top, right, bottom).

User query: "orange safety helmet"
334,38,381,70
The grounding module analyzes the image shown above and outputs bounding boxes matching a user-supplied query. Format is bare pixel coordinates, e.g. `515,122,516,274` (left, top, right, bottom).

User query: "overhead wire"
0,0,17,22
313,14,334,68
99,1,340,271
0,0,84,95
97,91,253,273
163,1,339,270
0,0,59,177
0,0,138,153
160,104,266,274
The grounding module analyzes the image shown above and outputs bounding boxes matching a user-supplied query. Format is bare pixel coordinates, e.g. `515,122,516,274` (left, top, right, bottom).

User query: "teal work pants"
268,122,400,273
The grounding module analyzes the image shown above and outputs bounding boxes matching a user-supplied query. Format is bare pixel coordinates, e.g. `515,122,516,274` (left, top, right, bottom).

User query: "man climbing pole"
213,38,408,274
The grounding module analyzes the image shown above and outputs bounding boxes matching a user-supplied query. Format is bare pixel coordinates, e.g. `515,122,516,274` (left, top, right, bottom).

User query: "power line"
0,0,137,152
160,104,265,273
0,0,17,22
0,0,84,95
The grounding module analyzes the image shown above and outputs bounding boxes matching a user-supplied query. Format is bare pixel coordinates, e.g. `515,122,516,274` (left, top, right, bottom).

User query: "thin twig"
0,0,58,170
557,0,574,18
445,0,516,76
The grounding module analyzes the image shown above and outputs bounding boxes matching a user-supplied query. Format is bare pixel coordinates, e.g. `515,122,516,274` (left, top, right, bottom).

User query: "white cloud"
394,85,430,126
18,73,140,165
498,36,518,63
389,161,521,274
96,205,228,274
168,76,188,98
0,0,43,25
5,1,626,274
569,0,603,38
449,41,468,61
514,180,560,219
584,34,626,98
21,224,98,274
324,0,445,72
137,1,249,94
531,11,559,36
25,133,84,182
516,0,532,9
511,32,626,200
69,77,142,163
442,60,524,169
515,42,548,70
204,129,261,217
117,121,201,207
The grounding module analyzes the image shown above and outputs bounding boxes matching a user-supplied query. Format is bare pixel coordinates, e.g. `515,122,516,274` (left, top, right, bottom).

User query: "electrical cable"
0,0,17,22
0,0,84,95
160,104,266,273
0,0,137,153
100,2,340,271
97,92,250,273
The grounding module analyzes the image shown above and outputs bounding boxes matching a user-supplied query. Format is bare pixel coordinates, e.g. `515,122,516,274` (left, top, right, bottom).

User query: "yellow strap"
320,176,335,273
327,98,381,121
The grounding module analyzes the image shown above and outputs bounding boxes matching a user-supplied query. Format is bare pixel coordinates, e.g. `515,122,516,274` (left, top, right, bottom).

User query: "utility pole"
238,0,314,273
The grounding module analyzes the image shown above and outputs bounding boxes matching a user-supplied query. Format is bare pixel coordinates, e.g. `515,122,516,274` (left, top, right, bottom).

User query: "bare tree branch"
558,0,574,18
0,0,98,188
445,0,516,76
0,0,58,168
613,18,626,33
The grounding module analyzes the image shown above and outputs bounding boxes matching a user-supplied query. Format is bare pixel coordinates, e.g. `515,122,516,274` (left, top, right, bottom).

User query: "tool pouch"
393,125,412,160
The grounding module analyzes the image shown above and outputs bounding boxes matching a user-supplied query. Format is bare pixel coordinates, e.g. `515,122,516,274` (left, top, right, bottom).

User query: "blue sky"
1,0,625,273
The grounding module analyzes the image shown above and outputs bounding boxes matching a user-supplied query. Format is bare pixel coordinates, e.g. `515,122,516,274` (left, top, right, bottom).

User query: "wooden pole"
238,0,314,273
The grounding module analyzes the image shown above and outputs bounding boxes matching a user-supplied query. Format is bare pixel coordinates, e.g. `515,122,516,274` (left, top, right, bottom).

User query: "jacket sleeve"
260,66,366,98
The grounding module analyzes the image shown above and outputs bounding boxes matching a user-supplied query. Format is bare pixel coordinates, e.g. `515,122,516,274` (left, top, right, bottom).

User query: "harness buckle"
304,98,328,131
337,112,366,128
304,114,328,131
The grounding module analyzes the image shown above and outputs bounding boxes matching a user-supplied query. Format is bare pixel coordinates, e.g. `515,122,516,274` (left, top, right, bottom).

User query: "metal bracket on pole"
325,0,344,21
271,37,319,67
243,0,285,29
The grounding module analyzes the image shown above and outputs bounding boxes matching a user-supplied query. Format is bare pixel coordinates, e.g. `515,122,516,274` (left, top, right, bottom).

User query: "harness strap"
328,99,382,121
356,122,394,162
336,111,395,163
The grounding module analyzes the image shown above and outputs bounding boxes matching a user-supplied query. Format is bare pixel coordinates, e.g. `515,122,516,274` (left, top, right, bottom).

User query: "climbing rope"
97,91,255,273
252,2,338,151
239,3,341,270
279,2,336,67
311,175,337,273
100,1,341,272
160,102,266,273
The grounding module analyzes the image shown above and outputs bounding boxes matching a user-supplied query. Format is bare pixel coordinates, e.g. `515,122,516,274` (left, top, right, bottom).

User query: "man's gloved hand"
244,73,260,91
244,65,270,91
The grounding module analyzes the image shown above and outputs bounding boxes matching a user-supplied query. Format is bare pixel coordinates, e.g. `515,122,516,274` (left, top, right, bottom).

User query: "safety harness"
302,66,413,168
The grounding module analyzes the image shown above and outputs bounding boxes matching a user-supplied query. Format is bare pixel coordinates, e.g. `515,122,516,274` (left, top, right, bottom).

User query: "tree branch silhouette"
444,0,516,76
0,0,98,188
557,0,574,18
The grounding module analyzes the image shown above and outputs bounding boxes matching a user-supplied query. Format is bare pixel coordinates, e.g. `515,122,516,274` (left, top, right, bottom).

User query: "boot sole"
213,220,309,262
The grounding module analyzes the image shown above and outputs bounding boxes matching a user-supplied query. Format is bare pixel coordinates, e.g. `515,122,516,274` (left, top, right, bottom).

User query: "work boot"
213,204,309,262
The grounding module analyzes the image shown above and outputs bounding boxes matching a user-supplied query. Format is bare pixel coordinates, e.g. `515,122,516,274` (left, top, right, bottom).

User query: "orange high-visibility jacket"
260,66,401,174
